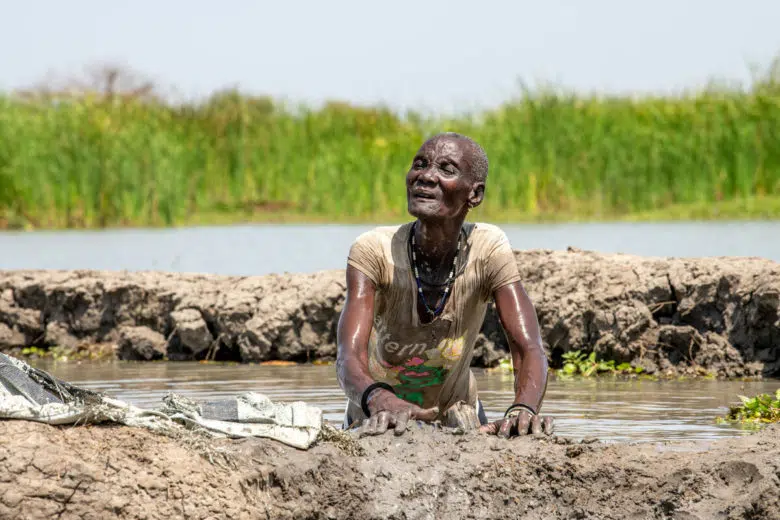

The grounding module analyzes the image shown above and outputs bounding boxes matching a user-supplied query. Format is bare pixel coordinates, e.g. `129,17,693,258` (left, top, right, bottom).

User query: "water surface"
32,361,780,444
10,221,780,444
2,221,778,276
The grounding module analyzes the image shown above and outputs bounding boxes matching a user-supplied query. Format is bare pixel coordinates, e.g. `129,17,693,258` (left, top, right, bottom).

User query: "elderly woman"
336,132,553,438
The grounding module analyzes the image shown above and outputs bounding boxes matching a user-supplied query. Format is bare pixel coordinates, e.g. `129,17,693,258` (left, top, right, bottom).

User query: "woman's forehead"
417,136,467,159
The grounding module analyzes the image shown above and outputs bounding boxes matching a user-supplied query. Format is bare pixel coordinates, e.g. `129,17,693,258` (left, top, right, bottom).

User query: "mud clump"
504,250,779,377
0,249,778,376
117,326,167,361
1,420,778,519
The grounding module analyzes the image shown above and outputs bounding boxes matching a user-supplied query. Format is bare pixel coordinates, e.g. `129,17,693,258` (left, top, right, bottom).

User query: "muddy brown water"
30,360,780,444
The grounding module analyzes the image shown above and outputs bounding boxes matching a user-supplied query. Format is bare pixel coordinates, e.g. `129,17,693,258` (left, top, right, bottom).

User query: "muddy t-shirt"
346,221,522,422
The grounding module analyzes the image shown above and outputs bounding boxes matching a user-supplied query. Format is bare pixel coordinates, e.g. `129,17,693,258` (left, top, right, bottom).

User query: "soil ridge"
1,249,778,376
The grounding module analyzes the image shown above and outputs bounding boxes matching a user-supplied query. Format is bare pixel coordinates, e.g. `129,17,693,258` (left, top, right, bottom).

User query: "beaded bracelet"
504,403,537,418
360,382,396,418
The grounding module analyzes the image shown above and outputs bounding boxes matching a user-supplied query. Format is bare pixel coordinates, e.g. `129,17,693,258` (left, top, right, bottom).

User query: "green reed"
1,76,779,229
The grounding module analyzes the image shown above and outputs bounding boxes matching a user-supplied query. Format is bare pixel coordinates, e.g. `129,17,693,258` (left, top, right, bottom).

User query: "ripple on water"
31,361,780,444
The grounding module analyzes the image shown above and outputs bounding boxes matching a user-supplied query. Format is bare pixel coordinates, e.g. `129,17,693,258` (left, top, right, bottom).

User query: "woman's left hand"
479,410,554,437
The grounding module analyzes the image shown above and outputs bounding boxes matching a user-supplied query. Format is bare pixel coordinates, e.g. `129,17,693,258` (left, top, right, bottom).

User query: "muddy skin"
406,133,486,323
338,133,552,438
1,420,778,520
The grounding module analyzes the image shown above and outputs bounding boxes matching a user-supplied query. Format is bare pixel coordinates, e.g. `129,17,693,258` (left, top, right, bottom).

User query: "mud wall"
0,249,778,376
2,420,779,520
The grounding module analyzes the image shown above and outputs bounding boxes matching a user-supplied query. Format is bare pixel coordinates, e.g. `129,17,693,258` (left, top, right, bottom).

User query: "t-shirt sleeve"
483,230,522,295
347,231,385,286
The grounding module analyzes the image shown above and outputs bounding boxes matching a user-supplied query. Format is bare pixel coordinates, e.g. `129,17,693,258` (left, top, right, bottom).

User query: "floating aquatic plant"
559,350,643,377
719,389,780,425
493,350,644,378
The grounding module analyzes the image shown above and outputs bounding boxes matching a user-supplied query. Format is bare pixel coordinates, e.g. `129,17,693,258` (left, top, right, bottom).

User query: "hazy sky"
3,0,779,112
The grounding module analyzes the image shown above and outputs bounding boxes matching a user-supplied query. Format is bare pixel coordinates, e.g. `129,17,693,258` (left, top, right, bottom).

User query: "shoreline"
4,194,780,231
1,248,778,378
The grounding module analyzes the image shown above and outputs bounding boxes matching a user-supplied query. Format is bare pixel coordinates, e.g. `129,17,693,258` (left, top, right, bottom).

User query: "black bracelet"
505,403,537,417
360,382,396,418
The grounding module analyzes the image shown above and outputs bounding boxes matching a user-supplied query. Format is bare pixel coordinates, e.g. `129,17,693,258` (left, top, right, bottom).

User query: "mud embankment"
0,249,778,376
1,420,779,520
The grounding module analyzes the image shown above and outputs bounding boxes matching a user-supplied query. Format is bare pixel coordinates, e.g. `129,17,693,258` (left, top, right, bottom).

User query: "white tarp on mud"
0,353,323,449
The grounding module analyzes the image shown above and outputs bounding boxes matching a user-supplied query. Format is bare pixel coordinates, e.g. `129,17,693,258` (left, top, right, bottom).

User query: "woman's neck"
414,217,464,264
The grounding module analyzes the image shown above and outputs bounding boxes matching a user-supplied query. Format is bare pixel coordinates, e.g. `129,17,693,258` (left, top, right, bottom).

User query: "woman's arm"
336,265,379,405
336,265,438,435
480,280,554,437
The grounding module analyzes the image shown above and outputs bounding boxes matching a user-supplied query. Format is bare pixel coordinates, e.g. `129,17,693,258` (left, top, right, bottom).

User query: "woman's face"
405,136,483,220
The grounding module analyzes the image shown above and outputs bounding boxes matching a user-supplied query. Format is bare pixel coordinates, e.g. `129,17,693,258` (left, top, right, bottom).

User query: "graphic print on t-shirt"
367,314,467,405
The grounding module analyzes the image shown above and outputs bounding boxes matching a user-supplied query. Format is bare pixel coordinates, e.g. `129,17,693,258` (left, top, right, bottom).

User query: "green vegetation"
718,389,780,426
494,350,644,378
19,344,115,362
559,350,643,377
2,62,780,229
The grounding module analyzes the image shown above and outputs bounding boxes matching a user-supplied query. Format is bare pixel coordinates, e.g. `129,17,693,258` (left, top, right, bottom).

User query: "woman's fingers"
481,413,554,438
498,417,514,438
542,415,555,435
362,408,554,438
375,411,391,434
360,415,378,436
411,406,439,422
393,410,410,436
531,414,543,436
360,412,389,436
360,407,423,437
478,420,500,434
515,411,533,436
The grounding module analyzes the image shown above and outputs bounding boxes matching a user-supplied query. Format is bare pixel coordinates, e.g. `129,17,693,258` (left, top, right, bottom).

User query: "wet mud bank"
1,420,778,520
0,249,778,376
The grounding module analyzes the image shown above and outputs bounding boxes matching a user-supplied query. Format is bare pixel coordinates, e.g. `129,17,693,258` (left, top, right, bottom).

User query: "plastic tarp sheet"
0,353,323,450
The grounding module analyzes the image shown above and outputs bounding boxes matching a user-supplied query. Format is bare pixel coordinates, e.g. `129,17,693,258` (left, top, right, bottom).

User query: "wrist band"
360,382,395,418
504,403,537,417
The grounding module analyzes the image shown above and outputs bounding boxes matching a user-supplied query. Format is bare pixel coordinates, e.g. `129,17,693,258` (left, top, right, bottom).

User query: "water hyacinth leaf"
563,363,578,375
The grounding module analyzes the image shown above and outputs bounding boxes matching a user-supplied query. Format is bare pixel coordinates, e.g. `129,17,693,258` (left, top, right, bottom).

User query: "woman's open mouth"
411,189,437,201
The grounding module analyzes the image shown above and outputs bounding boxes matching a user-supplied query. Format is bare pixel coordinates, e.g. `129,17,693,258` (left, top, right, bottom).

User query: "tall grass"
1,68,780,229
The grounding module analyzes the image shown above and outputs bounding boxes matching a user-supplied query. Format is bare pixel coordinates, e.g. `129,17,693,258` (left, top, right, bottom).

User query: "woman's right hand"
359,389,439,436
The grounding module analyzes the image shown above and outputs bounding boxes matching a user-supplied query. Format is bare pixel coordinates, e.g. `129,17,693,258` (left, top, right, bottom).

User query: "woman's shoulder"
469,222,512,246
348,224,411,285
348,223,412,264
351,223,408,248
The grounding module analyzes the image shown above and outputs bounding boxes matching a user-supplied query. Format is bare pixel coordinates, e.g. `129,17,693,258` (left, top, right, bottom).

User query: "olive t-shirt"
345,221,522,423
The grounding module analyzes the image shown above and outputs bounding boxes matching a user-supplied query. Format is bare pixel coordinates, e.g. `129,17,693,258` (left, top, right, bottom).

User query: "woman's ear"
468,182,485,209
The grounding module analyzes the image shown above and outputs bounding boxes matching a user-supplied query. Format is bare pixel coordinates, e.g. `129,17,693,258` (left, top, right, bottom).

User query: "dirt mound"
505,249,780,377
1,419,778,519
0,249,778,376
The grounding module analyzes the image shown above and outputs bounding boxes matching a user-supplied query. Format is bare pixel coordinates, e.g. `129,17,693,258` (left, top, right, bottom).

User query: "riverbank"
4,195,780,232
1,248,778,377
1,418,778,519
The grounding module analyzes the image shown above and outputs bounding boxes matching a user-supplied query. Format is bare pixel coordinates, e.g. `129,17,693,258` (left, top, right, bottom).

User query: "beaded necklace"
409,221,463,318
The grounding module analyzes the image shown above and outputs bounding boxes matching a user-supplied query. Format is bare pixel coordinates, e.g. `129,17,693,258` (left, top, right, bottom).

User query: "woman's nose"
417,166,437,184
